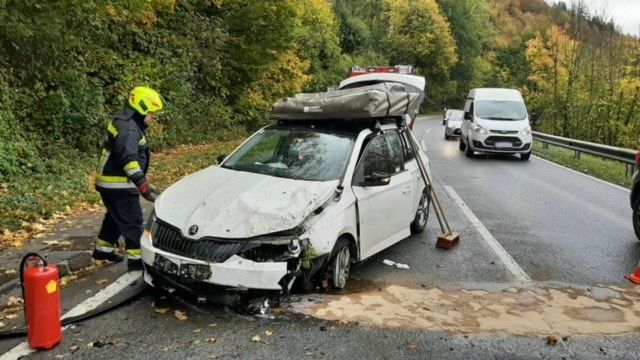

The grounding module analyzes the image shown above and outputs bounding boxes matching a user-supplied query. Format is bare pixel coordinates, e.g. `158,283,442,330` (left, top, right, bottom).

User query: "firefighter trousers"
97,192,143,251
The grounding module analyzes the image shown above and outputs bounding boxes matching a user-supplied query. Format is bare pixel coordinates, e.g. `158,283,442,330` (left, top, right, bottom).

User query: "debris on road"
95,278,109,286
251,335,262,343
174,310,188,321
383,259,410,269
546,335,557,345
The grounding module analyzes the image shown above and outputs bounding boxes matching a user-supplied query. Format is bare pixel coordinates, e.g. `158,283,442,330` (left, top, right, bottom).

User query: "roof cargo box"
270,82,421,121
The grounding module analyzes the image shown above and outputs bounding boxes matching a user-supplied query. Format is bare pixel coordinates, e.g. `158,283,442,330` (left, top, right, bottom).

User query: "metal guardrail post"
532,131,637,177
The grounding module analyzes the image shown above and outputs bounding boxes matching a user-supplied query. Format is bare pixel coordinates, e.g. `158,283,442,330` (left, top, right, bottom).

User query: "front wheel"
410,187,431,234
459,137,465,151
328,238,351,289
465,139,474,158
633,204,640,241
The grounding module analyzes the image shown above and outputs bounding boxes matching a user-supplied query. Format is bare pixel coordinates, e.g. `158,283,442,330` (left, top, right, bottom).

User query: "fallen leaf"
251,335,262,343
174,310,188,321
31,223,46,232
161,346,171,352
546,335,557,345
43,240,59,245
70,345,79,353
7,296,23,307
54,355,65,359
5,313,18,320
87,342,94,348
95,279,109,286
4,269,17,275
407,341,419,350
193,329,201,333
265,330,273,336
205,337,216,343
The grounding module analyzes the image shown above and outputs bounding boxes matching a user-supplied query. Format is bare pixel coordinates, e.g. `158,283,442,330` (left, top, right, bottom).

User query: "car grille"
484,136,523,147
153,221,257,263
453,129,461,135
489,130,519,135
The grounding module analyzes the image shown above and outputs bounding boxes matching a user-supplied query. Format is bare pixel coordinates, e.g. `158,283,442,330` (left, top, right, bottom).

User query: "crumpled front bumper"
140,232,289,290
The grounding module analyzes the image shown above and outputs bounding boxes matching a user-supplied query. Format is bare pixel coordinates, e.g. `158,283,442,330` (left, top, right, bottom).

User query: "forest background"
0,0,638,233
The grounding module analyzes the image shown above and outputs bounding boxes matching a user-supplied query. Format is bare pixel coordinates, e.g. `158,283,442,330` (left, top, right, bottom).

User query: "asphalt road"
3,115,640,359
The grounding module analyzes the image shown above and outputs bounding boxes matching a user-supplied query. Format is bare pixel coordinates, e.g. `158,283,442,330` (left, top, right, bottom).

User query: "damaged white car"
141,83,429,299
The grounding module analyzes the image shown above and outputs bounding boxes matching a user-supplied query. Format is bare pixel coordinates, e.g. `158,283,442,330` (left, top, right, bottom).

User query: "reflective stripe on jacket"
95,107,150,194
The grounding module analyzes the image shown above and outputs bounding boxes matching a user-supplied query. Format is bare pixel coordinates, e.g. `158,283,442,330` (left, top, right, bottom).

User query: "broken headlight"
145,210,158,234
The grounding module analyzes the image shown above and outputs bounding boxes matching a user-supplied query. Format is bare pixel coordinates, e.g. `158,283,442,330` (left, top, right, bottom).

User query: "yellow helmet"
128,86,164,115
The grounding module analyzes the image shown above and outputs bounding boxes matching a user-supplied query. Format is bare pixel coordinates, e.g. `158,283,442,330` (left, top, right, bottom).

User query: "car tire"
633,204,640,241
459,137,465,151
410,187,431,234
445,134,450,140
521,151,531,160
465,139,474,158
328,238,351,289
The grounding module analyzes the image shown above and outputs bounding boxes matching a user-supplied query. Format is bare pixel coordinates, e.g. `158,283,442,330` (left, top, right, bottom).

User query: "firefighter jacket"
95,107,150,194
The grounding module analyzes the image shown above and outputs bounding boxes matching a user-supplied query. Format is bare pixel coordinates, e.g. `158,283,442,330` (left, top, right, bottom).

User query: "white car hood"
155,166,338,239
477,118,529,131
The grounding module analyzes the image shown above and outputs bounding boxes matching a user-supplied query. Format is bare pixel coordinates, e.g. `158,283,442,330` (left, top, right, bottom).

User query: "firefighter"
93,86,164,270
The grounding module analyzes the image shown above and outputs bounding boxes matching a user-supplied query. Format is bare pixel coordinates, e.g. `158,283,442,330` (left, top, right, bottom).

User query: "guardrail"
532,131,637,177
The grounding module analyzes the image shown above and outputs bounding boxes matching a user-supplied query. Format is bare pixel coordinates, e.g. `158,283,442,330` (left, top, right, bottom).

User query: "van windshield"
222,128,355,181
476,100,526,121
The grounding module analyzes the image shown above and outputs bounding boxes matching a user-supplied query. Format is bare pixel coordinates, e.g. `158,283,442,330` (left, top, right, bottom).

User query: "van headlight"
473,124,488,136
520,126,532,136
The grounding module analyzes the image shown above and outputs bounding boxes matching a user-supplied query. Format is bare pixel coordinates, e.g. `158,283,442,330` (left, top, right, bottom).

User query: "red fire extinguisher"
19,253,62,350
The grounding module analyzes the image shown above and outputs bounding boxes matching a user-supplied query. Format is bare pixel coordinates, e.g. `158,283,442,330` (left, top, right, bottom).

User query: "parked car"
630,150,640,241
442,109,454,125
141,84,429,299
459,88,532,160
444,110,463,140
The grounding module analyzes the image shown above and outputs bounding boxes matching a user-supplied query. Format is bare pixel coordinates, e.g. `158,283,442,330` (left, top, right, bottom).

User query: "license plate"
495,142,512,148
153,254,212,281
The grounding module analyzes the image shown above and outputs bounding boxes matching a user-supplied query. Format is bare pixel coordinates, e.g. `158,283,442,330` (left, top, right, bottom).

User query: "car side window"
354,135,394,184
385,131,405,173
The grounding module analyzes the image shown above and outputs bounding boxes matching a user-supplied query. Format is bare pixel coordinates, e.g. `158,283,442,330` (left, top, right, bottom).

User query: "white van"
459,88,532,160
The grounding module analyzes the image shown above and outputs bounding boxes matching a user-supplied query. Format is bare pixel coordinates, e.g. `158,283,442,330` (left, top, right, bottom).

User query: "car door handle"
401,186,412,194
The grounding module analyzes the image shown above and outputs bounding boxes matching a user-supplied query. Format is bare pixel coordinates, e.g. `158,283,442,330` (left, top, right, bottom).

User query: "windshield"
449,111,463,122
476,100,527,121
222,128,355,181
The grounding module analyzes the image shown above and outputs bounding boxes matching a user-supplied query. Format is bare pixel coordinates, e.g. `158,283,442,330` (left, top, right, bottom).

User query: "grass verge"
533,140,632,188
0,137,245,247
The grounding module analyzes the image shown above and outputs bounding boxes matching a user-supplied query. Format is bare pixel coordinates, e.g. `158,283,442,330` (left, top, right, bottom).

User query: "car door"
352,131,414,259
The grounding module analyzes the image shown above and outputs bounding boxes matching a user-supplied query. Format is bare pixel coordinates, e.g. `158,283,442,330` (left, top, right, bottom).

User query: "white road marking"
0,271,142,360
444,185,532,282
420,127,432,150
532,155,630,193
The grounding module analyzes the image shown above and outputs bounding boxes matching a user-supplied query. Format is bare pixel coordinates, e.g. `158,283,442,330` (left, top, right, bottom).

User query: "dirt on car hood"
155,166,338,239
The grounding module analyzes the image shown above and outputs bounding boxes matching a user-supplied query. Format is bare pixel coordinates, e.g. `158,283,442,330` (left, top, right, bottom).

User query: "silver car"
444,110,463,140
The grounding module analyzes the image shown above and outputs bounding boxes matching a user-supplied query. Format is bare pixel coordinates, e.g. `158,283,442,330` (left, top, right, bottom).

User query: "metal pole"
404,125,452,235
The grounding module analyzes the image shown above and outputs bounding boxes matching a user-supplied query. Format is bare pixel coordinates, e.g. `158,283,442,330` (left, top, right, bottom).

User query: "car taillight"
636,151,640,167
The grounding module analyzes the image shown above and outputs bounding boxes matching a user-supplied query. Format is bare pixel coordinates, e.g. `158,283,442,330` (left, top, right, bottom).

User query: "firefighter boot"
126,249,143,271
92,239,124,263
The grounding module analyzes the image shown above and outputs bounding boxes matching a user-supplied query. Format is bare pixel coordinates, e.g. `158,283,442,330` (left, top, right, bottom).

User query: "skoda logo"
188,225,199,236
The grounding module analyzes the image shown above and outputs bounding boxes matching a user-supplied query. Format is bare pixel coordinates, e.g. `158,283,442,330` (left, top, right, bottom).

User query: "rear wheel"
410,187,431,234
633,203,640,241
328,238,351,289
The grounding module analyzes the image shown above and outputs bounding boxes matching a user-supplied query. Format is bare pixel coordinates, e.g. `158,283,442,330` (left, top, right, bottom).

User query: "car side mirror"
464,112,472,121
216,154,227,164
361,171,391,187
